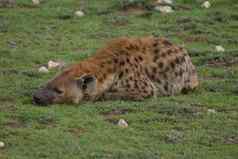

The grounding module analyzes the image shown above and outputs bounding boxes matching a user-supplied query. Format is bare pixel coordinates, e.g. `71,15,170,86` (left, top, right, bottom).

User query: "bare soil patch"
207,56,238,67
101,108,135,124
68,128,86,137
4,119,25,129
119,6,149,16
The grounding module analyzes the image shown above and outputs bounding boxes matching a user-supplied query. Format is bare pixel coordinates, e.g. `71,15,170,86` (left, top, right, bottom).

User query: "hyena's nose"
33,93,49,106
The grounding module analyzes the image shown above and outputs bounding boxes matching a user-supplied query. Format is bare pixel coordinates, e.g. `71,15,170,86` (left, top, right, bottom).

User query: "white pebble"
32,0,40,5
38,66,49,73
118,119,128,128
207,109,216,114
74,11,85,17
215,45,225,52
201,1,211,9
156,0,173,5
0,141,5,148
154,6,174,13
48,60,60,69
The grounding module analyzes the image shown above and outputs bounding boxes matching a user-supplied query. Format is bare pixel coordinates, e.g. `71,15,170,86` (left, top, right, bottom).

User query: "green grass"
0,0,238,158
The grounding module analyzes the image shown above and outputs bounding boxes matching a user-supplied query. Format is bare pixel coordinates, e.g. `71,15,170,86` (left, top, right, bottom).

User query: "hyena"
33,36,198,105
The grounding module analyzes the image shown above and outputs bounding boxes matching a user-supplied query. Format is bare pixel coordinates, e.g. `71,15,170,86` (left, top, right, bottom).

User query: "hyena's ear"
76,74,96,92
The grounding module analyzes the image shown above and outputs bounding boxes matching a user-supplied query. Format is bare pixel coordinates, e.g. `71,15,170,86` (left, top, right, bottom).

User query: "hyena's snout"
33,88,54,106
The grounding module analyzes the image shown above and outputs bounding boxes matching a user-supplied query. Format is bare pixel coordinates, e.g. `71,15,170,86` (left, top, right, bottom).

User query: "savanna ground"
0,0,238,158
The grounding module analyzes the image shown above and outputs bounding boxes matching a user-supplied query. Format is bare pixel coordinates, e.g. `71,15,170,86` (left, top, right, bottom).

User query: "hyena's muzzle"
33,88,55,106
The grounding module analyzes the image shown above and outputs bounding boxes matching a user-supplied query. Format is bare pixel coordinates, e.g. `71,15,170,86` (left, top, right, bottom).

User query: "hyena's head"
33,66,97,106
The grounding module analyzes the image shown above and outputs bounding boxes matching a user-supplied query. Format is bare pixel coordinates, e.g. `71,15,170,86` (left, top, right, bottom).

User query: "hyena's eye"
53,88,64,94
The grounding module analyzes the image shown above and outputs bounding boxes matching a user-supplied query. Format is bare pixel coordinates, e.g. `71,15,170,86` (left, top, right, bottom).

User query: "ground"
0,0,238,159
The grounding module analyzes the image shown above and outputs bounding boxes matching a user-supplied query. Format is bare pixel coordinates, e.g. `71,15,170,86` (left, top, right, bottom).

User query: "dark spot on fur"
153,55,159,62
163,73,168,80
164,66,170,73
179,69,183,76
175,71,179,77
107,68,113,73
167,49,173,55
141,86,146,90
181,56,186,62
134,57,139,62
158,62,164,68
151,74,155,80
161,52,166,58
170,61,175,69
120,61,125,66
134,64,138,68
103,73,107,79
154,49,159,54
185,79,190,84
134,82,139,89
157,79,162,84
125,68,129,73
126,45,134,50
178,47,183,51
113,58,118,64
163,40,172,46
100,64,105,68
145,68,150,76
126,58,130,63
143,81,148,86
119,72,123,79
131,89,135,92
138,56,143,62
129,76,133,80
175,57,180,64
153,42,158,47
152,67,157,74
98,78,103,82
143,90,148,94
164,84,168,91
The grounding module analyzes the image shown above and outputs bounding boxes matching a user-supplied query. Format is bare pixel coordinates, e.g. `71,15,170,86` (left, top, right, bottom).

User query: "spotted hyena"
33,36,198,105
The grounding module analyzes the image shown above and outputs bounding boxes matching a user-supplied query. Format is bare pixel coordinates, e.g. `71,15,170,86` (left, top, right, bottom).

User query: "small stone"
117,119,128,128
48,60,65,70
48,60,60,69
166,130,183,143
74,10,85,17
0,141,5,148
207,109,216,114
201,1,211,9
215,45,225,52
32,0,40,5
154,6,174,13
156,0,173,5
8,41,17,48
38,66,49,73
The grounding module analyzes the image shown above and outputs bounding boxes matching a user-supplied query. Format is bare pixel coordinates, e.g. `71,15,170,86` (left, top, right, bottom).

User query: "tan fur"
36,36,199,104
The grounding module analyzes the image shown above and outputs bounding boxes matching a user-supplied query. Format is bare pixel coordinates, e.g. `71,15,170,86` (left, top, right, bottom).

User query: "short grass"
0,0,238,159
